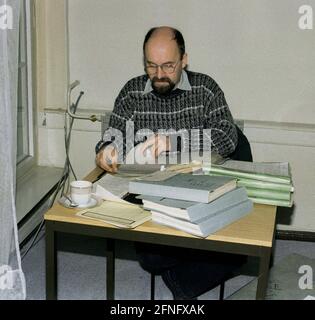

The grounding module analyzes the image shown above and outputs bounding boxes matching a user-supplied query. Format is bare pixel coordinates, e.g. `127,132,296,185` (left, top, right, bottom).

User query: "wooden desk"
45,168,277,300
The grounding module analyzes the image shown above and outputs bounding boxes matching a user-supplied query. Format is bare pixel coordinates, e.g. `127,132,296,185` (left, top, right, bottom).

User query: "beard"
151,77,176,95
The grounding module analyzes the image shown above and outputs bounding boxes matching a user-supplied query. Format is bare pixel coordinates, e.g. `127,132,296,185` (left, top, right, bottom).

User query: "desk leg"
106,239,115,300
46,221,57,300
256,247,272,300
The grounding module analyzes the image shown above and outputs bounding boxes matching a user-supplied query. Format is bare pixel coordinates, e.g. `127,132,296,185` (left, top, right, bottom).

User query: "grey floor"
20,227,315,300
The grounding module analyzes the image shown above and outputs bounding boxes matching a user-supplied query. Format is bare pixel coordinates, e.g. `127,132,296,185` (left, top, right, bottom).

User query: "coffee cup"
70,180,92,205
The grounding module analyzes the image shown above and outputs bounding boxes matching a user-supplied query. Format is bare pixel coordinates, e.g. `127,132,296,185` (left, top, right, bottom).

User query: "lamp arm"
67,80,100,122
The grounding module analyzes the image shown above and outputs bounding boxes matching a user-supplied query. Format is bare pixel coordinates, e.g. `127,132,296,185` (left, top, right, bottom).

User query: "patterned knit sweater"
96,71,238,159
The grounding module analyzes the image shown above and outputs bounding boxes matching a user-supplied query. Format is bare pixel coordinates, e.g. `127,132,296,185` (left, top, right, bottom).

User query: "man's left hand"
139,134,172,158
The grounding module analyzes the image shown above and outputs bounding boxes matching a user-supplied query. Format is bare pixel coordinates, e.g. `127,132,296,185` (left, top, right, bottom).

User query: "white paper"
95,174,130,204
95,184,129,204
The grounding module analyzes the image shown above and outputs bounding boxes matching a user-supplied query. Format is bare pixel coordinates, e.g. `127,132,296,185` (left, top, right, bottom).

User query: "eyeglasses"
145,60,181,74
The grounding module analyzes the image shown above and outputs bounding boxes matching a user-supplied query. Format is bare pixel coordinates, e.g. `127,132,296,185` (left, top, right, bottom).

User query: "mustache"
152,77,172,84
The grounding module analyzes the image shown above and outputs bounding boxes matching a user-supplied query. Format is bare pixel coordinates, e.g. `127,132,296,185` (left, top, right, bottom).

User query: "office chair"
150,273,228,300
150,273,240,300
229,125,253,162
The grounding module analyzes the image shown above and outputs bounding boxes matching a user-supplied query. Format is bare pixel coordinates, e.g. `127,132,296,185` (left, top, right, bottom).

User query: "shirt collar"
143,70,192,95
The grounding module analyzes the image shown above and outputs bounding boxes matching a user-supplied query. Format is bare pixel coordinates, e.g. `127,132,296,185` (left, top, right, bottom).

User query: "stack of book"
129,172,253,238
203,160,294,207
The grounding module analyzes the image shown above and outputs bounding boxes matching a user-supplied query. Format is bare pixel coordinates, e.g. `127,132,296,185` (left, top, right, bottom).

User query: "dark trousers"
135,242,247,299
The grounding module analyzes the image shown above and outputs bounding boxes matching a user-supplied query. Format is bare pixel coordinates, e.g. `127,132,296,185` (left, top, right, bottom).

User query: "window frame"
16,0,37,180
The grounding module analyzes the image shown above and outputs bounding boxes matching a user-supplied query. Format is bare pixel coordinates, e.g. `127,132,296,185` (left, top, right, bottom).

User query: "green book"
249,196,293,208
204,160,293,185
236,177,293,192
203,160,295,207
206,165,291,184
207,173,293,192
245,187,291,201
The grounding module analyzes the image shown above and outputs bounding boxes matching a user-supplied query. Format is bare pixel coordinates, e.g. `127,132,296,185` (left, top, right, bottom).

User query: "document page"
219,160,291,177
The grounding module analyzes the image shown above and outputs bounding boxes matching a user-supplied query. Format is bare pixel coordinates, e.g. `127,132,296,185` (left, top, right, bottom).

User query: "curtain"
0,0,26,299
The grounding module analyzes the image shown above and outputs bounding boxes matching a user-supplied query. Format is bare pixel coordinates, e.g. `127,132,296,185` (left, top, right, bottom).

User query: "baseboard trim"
276,230,315,242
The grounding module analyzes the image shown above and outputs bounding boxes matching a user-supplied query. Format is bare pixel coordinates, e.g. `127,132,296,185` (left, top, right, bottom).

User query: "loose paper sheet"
95,174,130,204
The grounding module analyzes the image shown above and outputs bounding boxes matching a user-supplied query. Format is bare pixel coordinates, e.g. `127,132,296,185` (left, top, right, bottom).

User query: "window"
16,0,35,178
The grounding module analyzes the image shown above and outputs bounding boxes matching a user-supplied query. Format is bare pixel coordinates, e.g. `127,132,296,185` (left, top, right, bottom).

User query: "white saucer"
59,193,103,209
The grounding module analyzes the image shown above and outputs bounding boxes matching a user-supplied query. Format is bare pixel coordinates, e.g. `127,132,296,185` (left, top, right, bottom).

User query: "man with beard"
95,26,251,299
95,26,245,171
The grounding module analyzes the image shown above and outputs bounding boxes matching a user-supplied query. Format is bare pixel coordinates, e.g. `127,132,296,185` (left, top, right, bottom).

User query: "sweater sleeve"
202,80,238,158
95,81,136,161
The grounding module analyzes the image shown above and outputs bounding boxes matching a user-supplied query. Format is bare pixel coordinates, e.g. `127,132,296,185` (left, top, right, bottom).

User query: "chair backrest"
228,125,253,162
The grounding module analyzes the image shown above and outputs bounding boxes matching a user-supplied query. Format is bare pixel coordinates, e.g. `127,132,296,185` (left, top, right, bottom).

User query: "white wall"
35,0,68,111
68,0,315,123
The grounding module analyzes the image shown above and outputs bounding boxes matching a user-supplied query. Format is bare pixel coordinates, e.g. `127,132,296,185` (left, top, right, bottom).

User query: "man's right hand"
96,144,118,173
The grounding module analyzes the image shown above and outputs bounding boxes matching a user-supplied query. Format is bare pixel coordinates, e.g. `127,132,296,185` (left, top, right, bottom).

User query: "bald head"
143,26,185,59
149,26,175,38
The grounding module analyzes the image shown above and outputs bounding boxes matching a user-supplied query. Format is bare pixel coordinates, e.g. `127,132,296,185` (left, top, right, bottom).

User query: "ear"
181,53,188,69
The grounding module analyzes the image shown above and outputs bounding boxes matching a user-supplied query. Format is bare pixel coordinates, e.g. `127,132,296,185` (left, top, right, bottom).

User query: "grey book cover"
151,199,253,238
129,173,236,203
138,187,248,222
